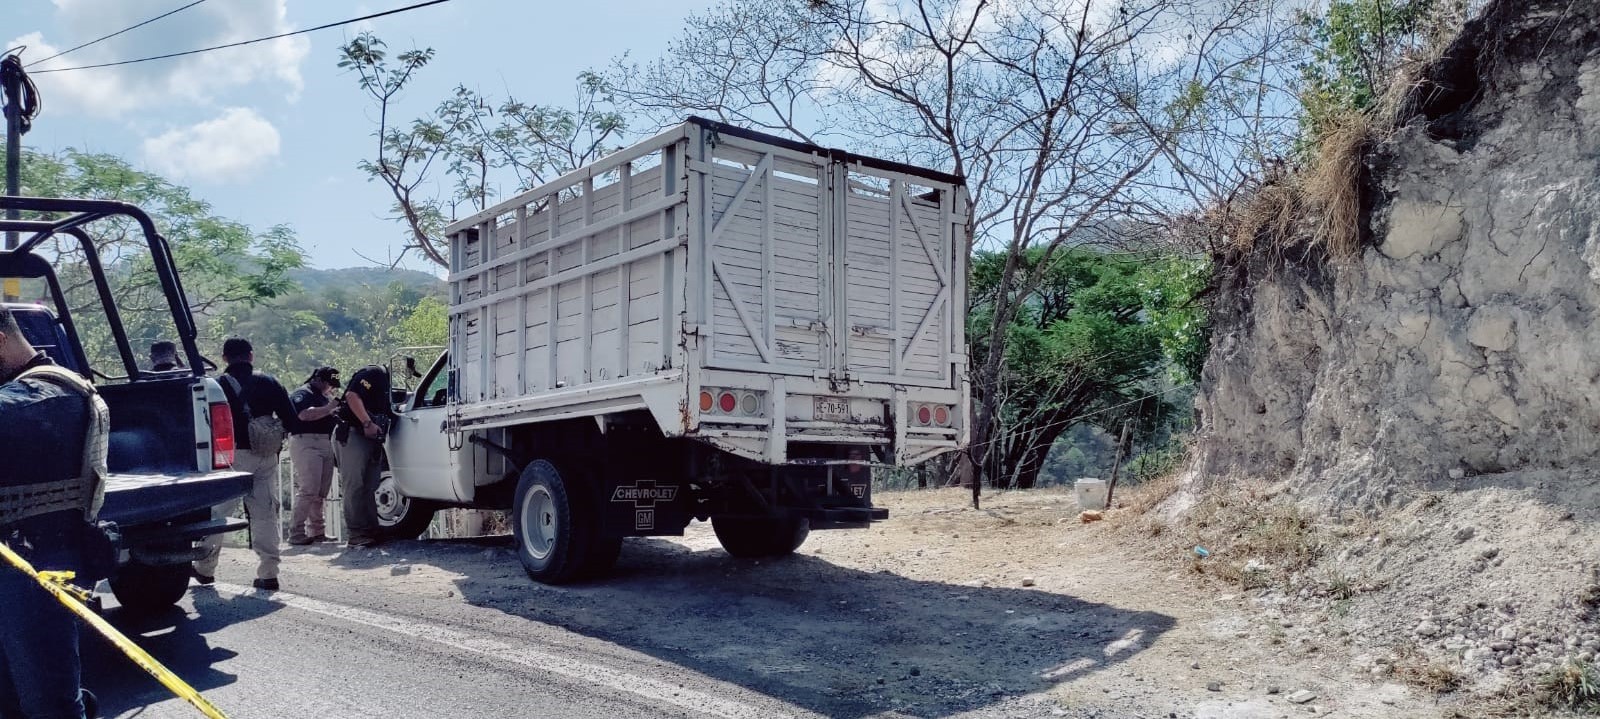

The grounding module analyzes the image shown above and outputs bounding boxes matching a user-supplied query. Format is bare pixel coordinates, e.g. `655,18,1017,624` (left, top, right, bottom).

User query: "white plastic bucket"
1075,477,1108,511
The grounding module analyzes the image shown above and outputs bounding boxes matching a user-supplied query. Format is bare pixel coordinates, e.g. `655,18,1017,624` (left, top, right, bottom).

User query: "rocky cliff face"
1194,0,1600,514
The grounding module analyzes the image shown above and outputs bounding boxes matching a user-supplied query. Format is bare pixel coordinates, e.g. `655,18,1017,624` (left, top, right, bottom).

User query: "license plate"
813,397,849,422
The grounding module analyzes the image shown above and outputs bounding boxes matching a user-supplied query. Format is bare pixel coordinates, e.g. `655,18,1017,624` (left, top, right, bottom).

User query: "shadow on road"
396,534,1175,718
83,587,282,716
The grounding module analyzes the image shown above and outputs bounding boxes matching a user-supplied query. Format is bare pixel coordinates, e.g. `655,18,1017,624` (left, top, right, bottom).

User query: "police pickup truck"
1,196,250,613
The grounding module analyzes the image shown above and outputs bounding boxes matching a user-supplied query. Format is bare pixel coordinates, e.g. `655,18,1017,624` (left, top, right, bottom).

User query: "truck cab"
1,196,251,613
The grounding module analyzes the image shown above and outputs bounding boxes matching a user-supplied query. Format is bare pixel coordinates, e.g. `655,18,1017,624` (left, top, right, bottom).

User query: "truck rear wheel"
711,516,811,558
512,460,596,584
109,562,190,614
376,471,439,540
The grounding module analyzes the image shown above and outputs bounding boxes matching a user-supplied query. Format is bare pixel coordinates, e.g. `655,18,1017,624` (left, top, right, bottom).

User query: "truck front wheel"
711,516,811,558
512,460,595,584
375,471,439,540
109,562,190,614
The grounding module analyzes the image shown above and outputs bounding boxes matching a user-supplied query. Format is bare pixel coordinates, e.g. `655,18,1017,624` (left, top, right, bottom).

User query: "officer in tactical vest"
193,337,293,592
0,304,110,719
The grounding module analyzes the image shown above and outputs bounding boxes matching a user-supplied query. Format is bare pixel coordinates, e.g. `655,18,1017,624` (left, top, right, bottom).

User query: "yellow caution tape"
0,541,229,719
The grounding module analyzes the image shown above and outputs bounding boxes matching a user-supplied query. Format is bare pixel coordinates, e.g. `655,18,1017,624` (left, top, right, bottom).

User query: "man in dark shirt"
335,364,396,548
148,340,182,372
0,304,105,719
286,366,340,545
193,337,295,592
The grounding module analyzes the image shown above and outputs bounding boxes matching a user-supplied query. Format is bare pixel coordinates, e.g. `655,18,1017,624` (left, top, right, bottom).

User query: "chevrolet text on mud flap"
379,118,970,583
611,481,680,531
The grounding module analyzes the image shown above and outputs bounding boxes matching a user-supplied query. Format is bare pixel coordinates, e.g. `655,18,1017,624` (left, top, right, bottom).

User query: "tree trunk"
1011,416,1074,489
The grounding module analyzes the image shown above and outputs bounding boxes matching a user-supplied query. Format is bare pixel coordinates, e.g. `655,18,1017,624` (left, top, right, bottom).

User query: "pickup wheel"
711,516,811,558
375,471,439,540
109,562,190,614
512,460,596,584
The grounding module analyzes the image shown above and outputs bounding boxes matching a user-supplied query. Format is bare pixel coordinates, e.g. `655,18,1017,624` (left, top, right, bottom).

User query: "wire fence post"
1105,418,1133,508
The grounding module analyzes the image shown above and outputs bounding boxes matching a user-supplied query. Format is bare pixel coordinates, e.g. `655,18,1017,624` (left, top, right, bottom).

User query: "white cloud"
9,0,310,116
142,107,280,182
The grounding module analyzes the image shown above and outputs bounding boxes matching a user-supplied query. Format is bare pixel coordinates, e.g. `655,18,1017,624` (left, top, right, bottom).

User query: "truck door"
833,163,957,388
697,131,834,376
387,352,460,503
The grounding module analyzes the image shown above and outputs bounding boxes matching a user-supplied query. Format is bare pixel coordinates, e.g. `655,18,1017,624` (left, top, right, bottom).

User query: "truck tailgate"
101,470,251,527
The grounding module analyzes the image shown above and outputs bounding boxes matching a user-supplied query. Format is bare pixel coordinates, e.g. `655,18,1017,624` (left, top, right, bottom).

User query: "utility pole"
2,53,23,252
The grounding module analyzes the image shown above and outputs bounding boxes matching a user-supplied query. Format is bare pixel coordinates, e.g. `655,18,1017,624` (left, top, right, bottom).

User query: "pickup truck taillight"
210,401,236,468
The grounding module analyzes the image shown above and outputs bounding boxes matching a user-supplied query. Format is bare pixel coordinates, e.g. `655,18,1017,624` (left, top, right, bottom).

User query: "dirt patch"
264,487,1445,718
1132,480,1600,718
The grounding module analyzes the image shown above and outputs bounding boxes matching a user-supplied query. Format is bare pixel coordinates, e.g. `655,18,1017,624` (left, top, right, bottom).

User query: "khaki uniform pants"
287,434,335,539
195,448,282,580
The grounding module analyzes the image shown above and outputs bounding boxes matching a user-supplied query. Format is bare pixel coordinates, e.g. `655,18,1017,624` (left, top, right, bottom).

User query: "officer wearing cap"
194,337,293,592
0,304,109,718
287,367,341,545
335,364,396,548
149,340,182,372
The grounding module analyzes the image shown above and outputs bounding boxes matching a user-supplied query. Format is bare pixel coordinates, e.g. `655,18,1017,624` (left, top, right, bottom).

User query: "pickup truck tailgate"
100,471,251,527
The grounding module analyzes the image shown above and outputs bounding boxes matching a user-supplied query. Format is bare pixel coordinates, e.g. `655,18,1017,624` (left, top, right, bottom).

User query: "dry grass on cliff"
1300,112,1375,260
1120,478,1325,590
1214,11,1466,264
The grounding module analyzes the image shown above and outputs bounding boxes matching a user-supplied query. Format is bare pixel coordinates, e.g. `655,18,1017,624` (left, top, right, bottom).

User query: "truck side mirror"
404,356,422,379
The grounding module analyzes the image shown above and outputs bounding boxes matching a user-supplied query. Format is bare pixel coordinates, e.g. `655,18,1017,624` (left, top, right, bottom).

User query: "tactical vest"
0,365,110,526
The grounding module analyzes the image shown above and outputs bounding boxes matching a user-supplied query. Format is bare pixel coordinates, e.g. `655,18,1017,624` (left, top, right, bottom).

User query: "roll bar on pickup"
0,196,205,381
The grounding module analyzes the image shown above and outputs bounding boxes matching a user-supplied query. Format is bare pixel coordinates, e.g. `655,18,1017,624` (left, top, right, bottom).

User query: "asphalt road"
85,558,810,719
81,527,1173,719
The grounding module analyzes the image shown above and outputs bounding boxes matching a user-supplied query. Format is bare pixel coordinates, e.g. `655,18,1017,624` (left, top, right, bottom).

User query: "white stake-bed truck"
381,118,970,582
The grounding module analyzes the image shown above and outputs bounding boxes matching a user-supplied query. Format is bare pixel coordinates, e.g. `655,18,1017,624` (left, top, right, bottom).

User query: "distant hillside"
290,266,445,296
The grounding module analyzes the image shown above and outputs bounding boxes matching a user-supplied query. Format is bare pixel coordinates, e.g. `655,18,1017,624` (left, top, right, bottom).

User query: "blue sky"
9,0,711,271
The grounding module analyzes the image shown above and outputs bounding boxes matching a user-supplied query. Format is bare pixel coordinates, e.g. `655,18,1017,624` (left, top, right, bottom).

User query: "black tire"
375,471,439,540
109,562,190,614
711,516,811,558
511,460,596,584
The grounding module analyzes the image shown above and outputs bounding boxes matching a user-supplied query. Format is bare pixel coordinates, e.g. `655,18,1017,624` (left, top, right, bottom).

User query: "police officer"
334,364,395,549
286,367,340,545
0,304,109,719
193,338,294,592
148,340,181,372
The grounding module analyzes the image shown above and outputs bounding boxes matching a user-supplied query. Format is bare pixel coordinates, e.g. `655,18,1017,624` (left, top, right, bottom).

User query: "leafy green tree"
1297,0,1468,146
394,296,448,348
969,248,1206,489
12,148,303,373
212,277,446,382
339,33,626,267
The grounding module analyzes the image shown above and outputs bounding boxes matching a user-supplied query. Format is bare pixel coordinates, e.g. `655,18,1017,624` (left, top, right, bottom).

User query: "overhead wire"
26,0,211,68
32,0,452,74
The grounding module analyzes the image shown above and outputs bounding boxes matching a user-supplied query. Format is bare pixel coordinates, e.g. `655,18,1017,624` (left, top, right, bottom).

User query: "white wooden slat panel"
834,168,955,384
702,143,830,374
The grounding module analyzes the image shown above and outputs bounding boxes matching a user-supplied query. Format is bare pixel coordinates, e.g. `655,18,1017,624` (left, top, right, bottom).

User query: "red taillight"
211,401,235,468
719,392,737,413
934,406,950,425
917,406,932,425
